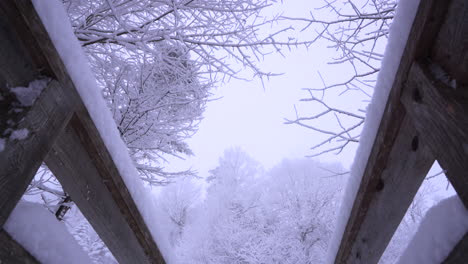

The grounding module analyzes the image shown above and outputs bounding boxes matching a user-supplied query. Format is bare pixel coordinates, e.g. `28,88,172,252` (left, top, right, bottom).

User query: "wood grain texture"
443,232,468,264
0,229,39,264
431,0,468,87
333,0,451,263
45,118,152,264
0,1,52,90
402,61,468,208
0,80,72,227
46,113,165,264
0,2,39,90
343,117,434,264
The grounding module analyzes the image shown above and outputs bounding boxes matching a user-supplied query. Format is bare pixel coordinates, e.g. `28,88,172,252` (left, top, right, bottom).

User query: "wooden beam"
0,229,39,264
431,0,468,87
0,0,70,227
333,1,451,263
45,108,165,264
443,232,468,264
0,80,72,226
402,61,468,208
45,117,154,264
0,2,41,90
340,117,434,264
10,1,165,262
0,0,166,262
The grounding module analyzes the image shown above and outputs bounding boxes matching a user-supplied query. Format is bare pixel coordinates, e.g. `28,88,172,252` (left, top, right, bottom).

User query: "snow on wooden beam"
0,1,72,228
45,115,163,264
333,0,452,263
402,61,468,208
0,229,39,264
11,0,166,263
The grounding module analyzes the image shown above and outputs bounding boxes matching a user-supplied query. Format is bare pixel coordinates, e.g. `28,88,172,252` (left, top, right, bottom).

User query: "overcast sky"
165,0,455,200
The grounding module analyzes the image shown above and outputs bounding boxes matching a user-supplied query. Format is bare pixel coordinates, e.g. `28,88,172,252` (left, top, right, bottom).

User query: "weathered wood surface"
0,1,70,227
402,61,468,208
0,229,39,264
431,0,468,87
443,232,468,264
0,1,46,90
339,117,434,264
11,0,166,263
0,80,72,227
45,118,151,264
332,0,452,263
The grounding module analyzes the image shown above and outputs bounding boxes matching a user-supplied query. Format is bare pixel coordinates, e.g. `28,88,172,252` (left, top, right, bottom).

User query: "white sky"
165,0,455,200
165,1,368,178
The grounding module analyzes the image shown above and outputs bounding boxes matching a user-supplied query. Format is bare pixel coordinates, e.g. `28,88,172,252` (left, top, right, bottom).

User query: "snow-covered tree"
176,150,346,263
285,0,396,157
59,0,311,183
96,44,209,184
256,159,345,263
63,0,308,81
159,179,201,247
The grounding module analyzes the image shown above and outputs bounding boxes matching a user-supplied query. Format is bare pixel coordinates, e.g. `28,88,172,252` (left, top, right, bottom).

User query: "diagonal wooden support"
0,80,72,226
442,232,468,264
0,229,39,264
402,60,468,264
45,114,164,264
332,0,451,263
402,61,468,208
11,0,166,263
0,0,70,227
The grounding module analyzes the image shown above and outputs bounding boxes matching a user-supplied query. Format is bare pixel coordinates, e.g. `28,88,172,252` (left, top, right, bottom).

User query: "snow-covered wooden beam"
0,1,166,263
0,1,72,228
0,229,39,264
332,0,455,263
45,116,162,264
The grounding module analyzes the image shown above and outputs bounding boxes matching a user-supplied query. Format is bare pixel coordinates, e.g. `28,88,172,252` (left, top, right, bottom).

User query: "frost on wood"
4,201,92,264
32,0,174,260
397,196,468,264
0,78,49,152
325,0,421,263
9,128,29,140
10,78,49,107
